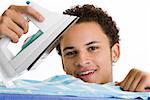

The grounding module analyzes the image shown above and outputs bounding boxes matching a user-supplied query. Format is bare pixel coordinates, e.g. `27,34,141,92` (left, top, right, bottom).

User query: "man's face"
60,22,119,84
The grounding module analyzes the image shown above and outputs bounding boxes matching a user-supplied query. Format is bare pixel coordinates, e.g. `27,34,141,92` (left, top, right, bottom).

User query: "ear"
111,43,120,63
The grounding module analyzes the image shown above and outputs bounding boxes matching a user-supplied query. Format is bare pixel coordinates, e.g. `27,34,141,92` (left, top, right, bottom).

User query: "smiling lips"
76,67,97,81
78,69,96,76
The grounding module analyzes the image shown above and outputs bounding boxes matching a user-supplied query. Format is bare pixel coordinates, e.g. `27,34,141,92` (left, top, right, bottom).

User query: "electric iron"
0,1,78,87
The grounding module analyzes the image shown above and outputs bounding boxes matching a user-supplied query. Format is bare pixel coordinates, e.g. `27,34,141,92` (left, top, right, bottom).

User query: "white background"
0,0,150,82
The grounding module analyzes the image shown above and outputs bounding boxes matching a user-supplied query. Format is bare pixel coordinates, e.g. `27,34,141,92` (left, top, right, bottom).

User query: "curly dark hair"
56,4,119,55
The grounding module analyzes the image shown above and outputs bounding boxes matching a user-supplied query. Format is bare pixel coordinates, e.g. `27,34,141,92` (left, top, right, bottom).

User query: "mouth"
77,69,97,76
76,69,97,81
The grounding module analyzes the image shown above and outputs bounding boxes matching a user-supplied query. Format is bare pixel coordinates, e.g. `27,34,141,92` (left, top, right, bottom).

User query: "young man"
0,4,150,92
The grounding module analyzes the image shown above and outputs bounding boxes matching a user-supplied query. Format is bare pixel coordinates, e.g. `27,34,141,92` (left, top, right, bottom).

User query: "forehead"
61,22,109,47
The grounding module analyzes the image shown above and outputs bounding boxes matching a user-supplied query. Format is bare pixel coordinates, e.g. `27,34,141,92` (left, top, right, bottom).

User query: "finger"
128,71,142,92
9,5,44,22
119,69,134,88
2,15,24,38
2,9,29,33
145,88,150,92
123,69,138,91
135,76,147,92
0,25,19,43
8,20,25,38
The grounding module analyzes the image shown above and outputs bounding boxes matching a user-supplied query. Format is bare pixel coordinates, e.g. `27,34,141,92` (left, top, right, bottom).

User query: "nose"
74,51,91,67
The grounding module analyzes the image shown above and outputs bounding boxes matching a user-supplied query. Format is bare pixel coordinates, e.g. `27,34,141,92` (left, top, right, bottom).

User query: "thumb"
115,81,122,86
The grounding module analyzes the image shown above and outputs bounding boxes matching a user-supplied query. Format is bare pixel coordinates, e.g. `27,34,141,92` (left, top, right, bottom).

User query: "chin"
81,79,101,83
85,79,112,84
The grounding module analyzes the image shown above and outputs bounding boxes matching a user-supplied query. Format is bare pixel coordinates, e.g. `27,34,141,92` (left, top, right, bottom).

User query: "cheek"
95,53,112,80
95,49,112,68
62,58,75,74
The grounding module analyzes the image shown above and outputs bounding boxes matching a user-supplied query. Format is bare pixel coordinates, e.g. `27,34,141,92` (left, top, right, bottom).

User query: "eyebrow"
85,41,100,46
63,41,100,52
63,47,75,52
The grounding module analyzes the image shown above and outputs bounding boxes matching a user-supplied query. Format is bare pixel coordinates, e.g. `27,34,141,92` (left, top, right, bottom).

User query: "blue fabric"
0,75,149,100
0,94,126,100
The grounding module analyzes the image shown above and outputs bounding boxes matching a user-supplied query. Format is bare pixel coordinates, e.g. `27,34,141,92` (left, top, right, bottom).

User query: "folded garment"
0,75,149,99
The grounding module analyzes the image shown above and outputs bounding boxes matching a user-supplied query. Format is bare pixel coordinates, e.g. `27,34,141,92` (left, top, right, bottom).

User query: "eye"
64,51,77,57
88,46,99,52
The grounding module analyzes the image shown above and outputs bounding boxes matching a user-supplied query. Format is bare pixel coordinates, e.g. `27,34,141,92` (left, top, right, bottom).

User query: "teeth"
79,69,96,76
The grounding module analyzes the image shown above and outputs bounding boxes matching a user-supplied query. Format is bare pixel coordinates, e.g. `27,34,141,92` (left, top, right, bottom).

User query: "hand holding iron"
116,68,150,92
0,5,44,43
